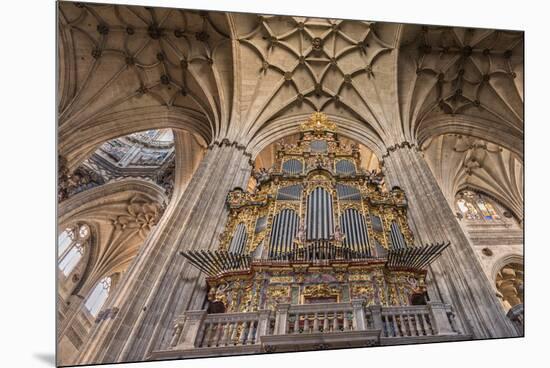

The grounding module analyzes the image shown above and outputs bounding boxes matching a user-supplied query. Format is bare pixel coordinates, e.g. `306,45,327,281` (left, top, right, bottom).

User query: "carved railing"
170,310,272,349
196,312,261,348
379,305,435,337
168,300,460,352
273,301,363,335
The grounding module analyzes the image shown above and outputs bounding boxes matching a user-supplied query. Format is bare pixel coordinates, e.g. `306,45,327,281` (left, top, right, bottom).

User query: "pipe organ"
181,112,449,314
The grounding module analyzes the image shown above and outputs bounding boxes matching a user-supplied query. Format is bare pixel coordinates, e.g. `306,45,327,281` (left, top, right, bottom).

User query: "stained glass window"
456,191,503,221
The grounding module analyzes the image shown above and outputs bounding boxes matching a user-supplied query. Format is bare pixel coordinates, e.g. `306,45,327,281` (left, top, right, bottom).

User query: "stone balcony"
149,300,470,360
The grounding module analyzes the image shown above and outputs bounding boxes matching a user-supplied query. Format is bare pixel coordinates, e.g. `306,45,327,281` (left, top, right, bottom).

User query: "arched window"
456,190,502,221
85,276,112,317
58,227,75,255
58,224,90,276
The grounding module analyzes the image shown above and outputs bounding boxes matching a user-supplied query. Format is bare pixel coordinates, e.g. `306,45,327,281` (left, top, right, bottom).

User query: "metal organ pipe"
306,187,334,240
269,209,300,257
282,159,303,175
340,208,370,256
390,220,407,250
228,223,247,254
335,159,356,175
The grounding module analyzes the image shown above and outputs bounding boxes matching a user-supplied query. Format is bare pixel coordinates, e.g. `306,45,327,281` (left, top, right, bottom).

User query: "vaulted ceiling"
398,24,523,150
422,134,523,221
57,2,524,189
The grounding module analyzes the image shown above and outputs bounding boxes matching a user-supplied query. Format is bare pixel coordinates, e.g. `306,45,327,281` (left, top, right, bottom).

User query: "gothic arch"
58,222,97,299
416,114,523,160
247,112,386,159
57,4,236,168
59,178,167,298
491,254,524,286
59,106,210,170
421,133,523,223
396,24,523,146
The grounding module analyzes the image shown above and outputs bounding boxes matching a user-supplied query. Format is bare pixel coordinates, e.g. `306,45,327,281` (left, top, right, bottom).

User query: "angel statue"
294,222,307,247
253,167,271,188
332,225,345,243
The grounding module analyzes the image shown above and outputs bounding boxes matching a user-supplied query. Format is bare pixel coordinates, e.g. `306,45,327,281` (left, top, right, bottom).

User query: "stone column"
382,145,517,339
506,304,524,336
427,302,456,335
351,299,366,330
274,304,291,335
369,305,383,331
176,310,207,349
75,144,253,365
257,310,272,338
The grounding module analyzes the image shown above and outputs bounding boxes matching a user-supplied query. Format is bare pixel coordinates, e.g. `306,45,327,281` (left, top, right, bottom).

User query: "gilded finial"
300,112,337,133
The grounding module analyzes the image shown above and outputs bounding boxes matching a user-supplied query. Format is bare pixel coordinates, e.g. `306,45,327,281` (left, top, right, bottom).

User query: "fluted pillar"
75,144,252,365
382,145,517,339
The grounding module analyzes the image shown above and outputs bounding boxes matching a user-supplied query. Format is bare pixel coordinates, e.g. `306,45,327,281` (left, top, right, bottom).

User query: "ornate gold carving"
349,274,371,281
300,112,337,133
226,188,269,209
266,285,290,310
270,276,294,283
351,283,374,302
303,284,340,299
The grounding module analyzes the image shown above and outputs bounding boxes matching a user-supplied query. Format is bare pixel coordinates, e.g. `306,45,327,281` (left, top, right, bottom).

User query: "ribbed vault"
230,14,399,145
55,4,525,364
397,25,523,147
422,134,523,221
58,2,234,165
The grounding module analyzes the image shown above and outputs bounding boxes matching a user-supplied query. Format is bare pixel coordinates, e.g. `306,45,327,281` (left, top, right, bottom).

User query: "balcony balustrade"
150,299,468,359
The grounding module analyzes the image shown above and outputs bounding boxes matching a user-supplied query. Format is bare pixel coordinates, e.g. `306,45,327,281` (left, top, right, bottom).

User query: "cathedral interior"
56,1,523,366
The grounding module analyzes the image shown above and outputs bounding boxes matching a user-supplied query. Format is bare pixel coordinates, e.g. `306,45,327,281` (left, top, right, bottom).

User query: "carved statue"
253,167,271,188
295,223,306,245
332,225,345,243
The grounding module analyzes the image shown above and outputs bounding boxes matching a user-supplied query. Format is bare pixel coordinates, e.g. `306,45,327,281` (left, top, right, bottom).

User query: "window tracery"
455,190,503,221
58,224,90,276
85,276,112,317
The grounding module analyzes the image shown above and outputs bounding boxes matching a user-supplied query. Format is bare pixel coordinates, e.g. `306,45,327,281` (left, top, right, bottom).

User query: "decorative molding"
207,139,253,158
382,141,418,158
